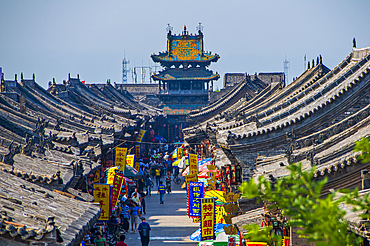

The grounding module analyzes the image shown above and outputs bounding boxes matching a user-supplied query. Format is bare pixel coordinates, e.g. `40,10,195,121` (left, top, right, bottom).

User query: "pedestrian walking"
129,203,141,232
140,192,146,214
138,217,151,246
155,166,161,186
145,174,152,196
157,181,166,204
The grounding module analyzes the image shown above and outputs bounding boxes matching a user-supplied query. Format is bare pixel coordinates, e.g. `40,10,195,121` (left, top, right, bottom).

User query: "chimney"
33,73,35,81
361,170,370,189
77,74,79,79
15,74,17,82
21,72,24,81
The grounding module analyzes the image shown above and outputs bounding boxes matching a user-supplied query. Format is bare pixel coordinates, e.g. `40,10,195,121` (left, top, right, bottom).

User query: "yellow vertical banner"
94,170,101,183
126,154,135,168
115,147,127,174
189,154,199,175
107,166,119,185
135,145,141,158
93,184,110,221
136,130,146,142
201,198,215,241
178,148,183,160
135,162,141,172
215,205,227,224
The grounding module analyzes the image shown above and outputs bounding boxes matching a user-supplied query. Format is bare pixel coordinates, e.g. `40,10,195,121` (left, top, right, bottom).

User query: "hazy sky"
1,1,369,90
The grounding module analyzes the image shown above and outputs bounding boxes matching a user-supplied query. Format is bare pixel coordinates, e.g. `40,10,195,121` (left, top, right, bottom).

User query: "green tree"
239,137,370,245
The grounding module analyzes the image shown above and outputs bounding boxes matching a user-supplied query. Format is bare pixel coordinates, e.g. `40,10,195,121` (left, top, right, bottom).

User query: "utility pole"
283,56,290,86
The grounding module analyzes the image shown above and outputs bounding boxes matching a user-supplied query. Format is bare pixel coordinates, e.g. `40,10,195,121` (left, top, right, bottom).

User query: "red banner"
111,174,125,210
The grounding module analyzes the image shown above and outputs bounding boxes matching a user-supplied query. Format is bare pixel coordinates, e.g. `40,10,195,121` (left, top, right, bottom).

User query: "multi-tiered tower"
151,25,220,112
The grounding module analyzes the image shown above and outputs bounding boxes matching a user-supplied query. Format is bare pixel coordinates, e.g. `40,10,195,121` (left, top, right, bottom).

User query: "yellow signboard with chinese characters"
178,148,183,160
136,130,146,142
94,169,100,183
135,145,140,158
126,154,135,168
185,173,198,183
207,165,217,190
215,205,227,224
201,198,215,241
171,39,201,61
115,147,127,173
107,166,119,186
93,184,110,221
189,154,199,175
135,162,141,172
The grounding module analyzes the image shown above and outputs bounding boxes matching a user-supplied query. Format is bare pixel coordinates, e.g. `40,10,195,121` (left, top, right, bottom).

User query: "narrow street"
125,180,199,245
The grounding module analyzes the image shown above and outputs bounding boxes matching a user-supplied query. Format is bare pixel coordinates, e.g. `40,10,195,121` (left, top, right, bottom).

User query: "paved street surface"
125,180,199,245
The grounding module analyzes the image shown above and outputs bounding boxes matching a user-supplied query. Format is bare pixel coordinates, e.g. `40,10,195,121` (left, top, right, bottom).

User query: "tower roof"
151,25,219,67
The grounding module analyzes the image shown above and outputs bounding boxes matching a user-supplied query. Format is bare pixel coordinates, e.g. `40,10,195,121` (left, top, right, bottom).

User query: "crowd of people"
82,142,183,246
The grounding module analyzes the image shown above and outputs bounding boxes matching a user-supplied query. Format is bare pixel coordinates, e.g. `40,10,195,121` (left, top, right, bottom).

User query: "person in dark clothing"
140,192,146,214
138,217,151,246
137,178,144,193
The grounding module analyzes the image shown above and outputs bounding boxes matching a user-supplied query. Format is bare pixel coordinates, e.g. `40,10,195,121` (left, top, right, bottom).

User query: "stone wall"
249,72,285,85
115,83,159,99
208,86,233,104
224,73,245,88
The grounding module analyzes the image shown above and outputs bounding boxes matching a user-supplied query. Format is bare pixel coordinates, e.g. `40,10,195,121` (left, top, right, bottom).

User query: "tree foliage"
239,137,370,246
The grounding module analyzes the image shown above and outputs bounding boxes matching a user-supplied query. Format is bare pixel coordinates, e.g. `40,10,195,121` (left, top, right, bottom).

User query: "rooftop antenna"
166,23,173,33
304,54,307,72
196,22,203,32
283,55,290,86
122,51,130,83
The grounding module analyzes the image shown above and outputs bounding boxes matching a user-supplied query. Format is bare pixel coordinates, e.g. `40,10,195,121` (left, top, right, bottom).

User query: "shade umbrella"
154,135,167,142
198,169,221,179
123,165,139,179
124,177,135,186
199,162,212,173
172,159,181,166
190,224,229,241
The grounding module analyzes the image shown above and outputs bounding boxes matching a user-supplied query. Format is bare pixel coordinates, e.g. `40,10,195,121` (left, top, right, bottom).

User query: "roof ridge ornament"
196,22,203,33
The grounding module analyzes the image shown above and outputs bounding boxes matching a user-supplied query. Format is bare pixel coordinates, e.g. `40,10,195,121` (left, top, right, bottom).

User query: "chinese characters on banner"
200,198,215,241
107,167,119,185
215,205,227,224
135,145,140,158
135,162,141,172
207,165,217,191
185,173,198,185
120,179,128,196
188,182,204,217
136,130,146,142
189,154,199,175
177,148,183,160
115,147,127,173
93,184,110,221
111,174,125,210
126,154,135,168
94,170,100,183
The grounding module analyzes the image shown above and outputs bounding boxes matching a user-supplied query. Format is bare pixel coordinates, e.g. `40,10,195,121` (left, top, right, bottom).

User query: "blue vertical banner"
188,182,204,217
